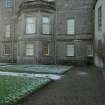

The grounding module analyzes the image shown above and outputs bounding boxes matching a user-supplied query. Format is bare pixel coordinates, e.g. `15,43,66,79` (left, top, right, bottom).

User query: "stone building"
0,0,96,64
95,0,105,68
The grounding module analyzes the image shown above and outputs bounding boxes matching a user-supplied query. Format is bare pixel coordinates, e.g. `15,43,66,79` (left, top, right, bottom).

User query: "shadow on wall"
0,58,17,63
57,58,94,66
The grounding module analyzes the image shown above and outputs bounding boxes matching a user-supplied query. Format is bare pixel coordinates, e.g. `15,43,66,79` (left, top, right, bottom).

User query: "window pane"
4,45,10,55
27,17,36,24
42,17,49,23
5,25,10,37
68,19,75,26
26,24,36,34
26,44,34,49
42,24,50,34
26,17,36,34
67,19,75,34
26,50,33,55
43,44,49,56
68,27,74,34
67,45,74,56
42,17,50,34
26,44,34,56
87,45,93,56
5,0,12,8
98,6,102,31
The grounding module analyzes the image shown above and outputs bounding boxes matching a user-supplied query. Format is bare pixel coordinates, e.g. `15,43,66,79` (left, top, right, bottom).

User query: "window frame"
3,44,10,55
66,44,75,57
25,44,34,56
5,0,12,8
98,6,102,31
25,16,36,34
67,18,75,35
5,24,11,38
43,44,49,56
87,45,93,57
42,16,51,35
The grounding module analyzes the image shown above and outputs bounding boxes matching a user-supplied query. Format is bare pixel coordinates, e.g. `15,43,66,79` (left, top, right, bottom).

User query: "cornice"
18,0,56,14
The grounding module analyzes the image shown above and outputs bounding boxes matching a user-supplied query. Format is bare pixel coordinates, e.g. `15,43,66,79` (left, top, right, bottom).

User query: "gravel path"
18,66,105,105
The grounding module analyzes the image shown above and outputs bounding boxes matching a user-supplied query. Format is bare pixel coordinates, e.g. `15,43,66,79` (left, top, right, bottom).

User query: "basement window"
4,45,10,55
43,44,49,56
87,45,93,57
66,44,74,56
26,44,34,56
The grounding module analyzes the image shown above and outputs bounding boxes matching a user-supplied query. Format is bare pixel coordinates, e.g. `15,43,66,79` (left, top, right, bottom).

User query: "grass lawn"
0,76,50,105
0,65,71,74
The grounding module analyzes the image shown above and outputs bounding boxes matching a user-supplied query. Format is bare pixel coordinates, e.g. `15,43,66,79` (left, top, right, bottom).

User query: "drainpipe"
36,10,41,65
54,2,57,65
11,0,14,64
11,0,16,64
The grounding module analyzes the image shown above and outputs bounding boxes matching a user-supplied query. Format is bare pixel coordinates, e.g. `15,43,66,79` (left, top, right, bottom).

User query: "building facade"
0,0,95,64
95,0,105,68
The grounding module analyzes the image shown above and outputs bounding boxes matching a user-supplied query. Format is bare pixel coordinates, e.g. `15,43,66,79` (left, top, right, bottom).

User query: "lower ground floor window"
87,45,93,57
4,44,10,55
66,44,74,56
26,44,34,56
43,44,49,56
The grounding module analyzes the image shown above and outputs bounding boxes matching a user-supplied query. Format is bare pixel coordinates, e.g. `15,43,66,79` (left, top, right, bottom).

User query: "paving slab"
18,66,105,105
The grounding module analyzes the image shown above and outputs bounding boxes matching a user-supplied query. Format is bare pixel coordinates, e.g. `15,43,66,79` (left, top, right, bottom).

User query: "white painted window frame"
66,44,75,57
67,18,75,35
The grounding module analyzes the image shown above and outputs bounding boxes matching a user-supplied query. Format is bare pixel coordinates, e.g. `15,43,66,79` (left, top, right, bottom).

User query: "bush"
95,40,105,64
